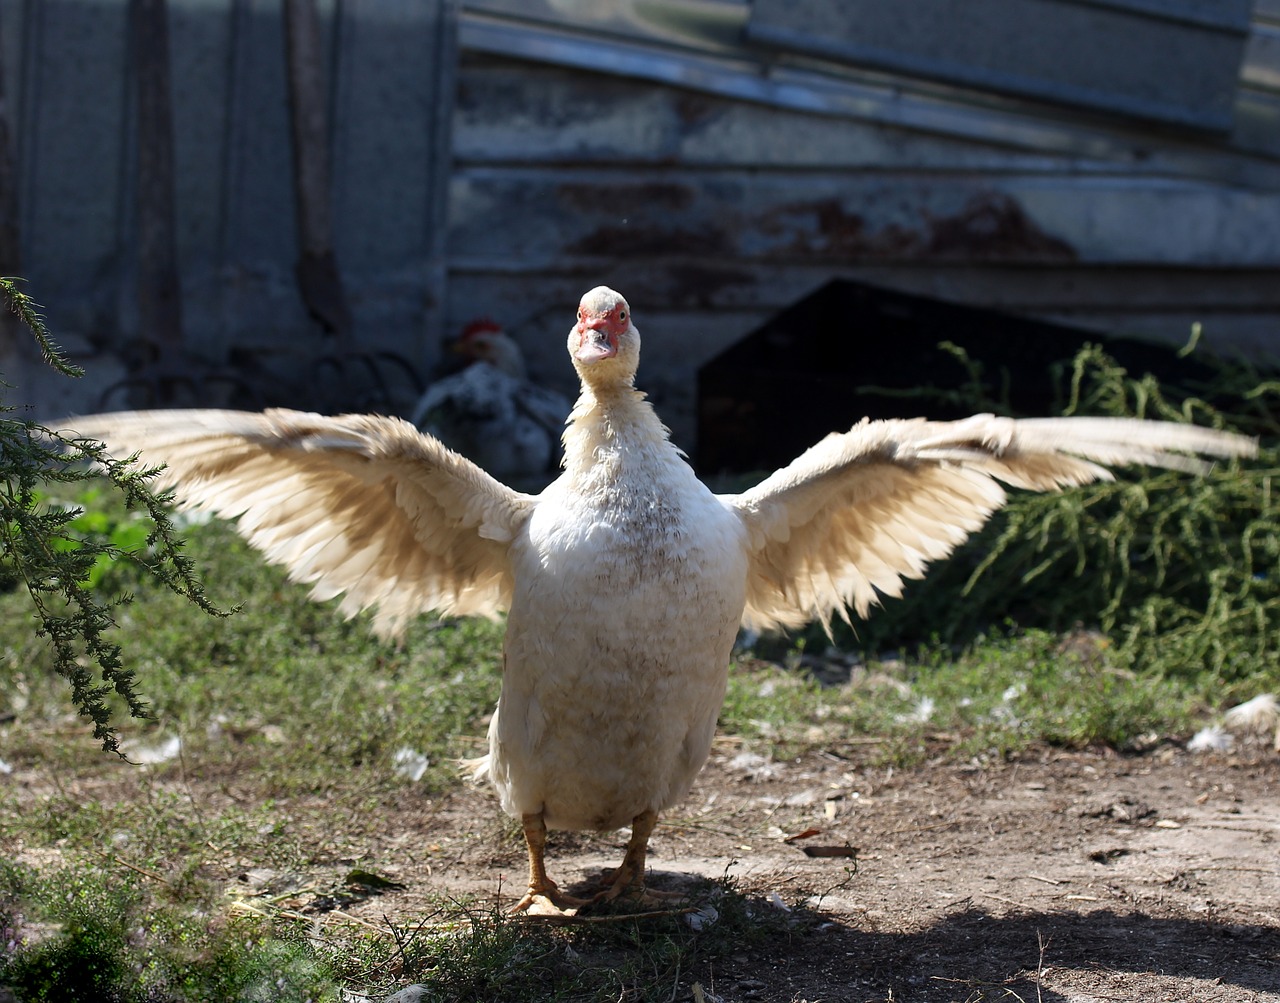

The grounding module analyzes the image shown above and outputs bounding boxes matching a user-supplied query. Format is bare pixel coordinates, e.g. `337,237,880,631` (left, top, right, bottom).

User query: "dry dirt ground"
9,741,1279,1002
346,741,1280,1003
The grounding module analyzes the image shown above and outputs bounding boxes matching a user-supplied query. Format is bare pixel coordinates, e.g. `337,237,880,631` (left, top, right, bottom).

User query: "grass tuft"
0,862,341,1002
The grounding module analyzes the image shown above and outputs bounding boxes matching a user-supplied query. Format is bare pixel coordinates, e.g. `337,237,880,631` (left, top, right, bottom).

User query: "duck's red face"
572,292,630,364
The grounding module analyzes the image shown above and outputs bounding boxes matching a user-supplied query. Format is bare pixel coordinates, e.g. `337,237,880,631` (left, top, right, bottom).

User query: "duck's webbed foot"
510,812,590,917
592,809,687,908
511,880,592,916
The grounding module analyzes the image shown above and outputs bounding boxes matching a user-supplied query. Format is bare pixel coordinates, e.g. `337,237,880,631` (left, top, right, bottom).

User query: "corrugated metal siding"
1238,1,1280,156
4,0,455,410
458,3,1280,186
747,0,1253,131
2,0,1278,450
444,1,1280,451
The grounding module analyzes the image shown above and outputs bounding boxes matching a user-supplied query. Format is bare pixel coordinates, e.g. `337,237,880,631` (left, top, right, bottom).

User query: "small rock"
685,905,719,932
238,867,277,890
1080,794,1154,824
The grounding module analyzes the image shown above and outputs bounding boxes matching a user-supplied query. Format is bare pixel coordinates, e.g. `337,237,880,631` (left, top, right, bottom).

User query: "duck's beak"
573,317,619,363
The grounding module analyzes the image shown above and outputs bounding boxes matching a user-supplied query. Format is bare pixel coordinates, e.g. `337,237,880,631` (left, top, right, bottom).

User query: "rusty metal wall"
3,0,1279,453
443,35,1280,451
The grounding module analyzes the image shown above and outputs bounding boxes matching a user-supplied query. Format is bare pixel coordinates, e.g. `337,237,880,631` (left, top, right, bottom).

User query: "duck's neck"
561,380,672,476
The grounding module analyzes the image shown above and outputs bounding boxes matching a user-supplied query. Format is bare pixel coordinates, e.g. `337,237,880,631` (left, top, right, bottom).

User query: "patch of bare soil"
8,742,1277,1001
364,742,1280,1002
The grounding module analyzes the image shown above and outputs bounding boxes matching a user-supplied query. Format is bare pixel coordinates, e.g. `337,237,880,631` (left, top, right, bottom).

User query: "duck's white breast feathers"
488,409,749,831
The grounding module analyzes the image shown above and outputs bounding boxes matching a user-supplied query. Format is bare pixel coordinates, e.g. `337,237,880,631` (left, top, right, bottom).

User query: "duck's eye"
619,309,627,321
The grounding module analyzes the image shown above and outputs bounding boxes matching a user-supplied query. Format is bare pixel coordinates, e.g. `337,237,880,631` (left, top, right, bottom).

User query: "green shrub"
833,339,1276,687
0,862,339,1003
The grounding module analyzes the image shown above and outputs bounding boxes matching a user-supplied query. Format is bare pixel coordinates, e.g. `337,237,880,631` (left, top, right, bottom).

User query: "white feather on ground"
60,286,1259,914
1226,694,1279,751
1187,725,1235,754
1189,694,1279,753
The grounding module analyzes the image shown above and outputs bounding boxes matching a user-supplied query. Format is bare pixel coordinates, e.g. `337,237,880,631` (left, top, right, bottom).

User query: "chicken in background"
409,319,570,487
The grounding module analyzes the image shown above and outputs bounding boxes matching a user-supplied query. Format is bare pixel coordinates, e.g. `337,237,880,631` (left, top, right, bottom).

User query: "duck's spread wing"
61,408,536,635
722,414,1256,634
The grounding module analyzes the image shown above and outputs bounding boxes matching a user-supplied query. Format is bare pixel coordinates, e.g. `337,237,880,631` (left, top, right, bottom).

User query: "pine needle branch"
0,278,229,753
0,275,83,377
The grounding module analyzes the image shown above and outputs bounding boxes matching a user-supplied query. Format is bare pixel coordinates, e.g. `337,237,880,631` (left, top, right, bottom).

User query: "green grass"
0,860,338,1002
0,858,804,1003
2,513,505,790
0,510,820,1001
718,627,1216,769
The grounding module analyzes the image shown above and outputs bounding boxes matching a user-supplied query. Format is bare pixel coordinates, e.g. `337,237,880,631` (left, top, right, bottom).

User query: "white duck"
409,319,570,484
64,286,1256,915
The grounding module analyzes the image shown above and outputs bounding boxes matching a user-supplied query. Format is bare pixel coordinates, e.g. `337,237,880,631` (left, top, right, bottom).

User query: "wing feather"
59,408,535,635
724,414,1256,633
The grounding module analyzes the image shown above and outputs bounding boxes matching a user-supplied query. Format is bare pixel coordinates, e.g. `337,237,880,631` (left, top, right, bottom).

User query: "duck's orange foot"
510,880,591,917
592,873,689,910
591,852,689,908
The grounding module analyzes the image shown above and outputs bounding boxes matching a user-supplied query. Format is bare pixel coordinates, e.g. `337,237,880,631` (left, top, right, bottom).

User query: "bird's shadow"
552,870,1277,1000
844,905,1279,1001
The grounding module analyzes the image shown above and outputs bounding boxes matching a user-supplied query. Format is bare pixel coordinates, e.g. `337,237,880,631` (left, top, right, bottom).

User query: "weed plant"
0,861,338,1002
824,338,1278,695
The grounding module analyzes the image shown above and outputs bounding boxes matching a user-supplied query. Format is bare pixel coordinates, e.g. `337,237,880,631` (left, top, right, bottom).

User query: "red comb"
459,317,503,341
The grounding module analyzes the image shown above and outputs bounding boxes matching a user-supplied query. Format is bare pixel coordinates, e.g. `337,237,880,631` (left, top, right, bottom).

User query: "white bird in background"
64,287,1257,915
409,319,570,484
